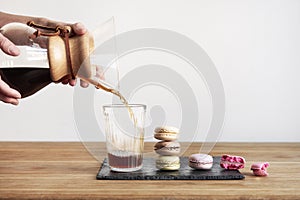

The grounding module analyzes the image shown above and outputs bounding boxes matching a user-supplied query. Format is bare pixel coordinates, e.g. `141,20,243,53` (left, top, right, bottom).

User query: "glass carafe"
0,18,117,98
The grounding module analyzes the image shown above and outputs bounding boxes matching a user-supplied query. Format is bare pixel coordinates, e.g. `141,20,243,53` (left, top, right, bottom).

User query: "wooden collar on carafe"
27,21,76,79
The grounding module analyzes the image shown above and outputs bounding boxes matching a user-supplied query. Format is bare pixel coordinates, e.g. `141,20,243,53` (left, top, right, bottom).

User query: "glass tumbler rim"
103,104,146,109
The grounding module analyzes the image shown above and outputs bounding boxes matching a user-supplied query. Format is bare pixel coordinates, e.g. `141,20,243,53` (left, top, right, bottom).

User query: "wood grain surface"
0,142,299,199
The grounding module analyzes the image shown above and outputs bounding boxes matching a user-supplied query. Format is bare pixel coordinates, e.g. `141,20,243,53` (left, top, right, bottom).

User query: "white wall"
1,0,300,142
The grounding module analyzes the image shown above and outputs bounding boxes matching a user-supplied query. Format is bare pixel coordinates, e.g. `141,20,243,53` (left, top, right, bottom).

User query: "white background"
1,0,300,142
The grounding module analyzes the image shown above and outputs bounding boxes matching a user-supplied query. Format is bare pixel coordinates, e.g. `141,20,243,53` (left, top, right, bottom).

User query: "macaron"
154,141,181,156
156,156,180,171
154,126,179,141
251,162,270,176
220,154,245,170
188,154,213,170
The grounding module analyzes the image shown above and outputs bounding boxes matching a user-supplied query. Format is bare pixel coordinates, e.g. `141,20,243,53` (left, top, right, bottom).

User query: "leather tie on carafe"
27,21,93,82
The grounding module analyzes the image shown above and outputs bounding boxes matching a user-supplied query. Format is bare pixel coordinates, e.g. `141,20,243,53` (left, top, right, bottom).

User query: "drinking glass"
103,104,146,172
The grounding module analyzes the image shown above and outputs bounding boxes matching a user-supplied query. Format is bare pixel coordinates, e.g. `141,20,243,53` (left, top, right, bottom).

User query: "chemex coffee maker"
0,18,118,98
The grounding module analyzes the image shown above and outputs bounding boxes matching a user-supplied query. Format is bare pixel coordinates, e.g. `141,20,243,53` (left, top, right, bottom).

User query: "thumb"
0,33,20,56
0,75,21,98
71,22,87,35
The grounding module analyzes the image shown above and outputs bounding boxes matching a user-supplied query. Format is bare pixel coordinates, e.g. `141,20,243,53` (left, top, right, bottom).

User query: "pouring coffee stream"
80,76,137,126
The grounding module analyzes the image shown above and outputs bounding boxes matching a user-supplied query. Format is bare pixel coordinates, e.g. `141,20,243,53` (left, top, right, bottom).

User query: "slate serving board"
96,156,245,180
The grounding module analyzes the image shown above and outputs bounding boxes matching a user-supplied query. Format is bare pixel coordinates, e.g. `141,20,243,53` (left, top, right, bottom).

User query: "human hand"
0,28,21,105
0,75,21,105
35,22,92,88
0,31,20,56
53,22,88,87
1,12,90,88
25,20,88,87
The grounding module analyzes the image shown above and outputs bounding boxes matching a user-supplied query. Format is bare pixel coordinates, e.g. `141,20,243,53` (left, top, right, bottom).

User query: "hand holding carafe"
0,12,89,105
0,12,117,105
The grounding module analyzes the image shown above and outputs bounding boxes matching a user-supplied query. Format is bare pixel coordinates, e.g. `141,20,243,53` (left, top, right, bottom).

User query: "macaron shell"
251,162,270,176
188,154,213,170
156,156,180,170
154,132,178,141
189,162,213,170
252,169,269,176
154,126,179,134
220,154,245,170
157,164,181,171
251,162,270,170
154,141,181,156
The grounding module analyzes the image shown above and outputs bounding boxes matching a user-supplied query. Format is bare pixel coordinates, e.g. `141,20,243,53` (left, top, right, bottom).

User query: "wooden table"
0,142,299,199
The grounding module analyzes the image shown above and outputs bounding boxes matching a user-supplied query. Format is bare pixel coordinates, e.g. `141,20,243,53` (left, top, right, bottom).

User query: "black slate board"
96,156,245,180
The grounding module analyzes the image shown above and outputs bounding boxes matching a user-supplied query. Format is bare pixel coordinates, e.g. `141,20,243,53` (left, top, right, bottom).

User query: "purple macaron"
188,154,213,170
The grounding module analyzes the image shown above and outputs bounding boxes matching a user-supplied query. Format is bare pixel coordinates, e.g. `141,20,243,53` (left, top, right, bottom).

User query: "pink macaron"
251,162,270,176
220,154,245,170
188,154,213,170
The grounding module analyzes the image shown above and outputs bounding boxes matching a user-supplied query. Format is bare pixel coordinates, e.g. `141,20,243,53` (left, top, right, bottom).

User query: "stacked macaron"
154,126,181,170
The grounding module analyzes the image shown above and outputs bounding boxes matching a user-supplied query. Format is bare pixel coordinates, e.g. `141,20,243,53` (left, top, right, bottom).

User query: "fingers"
61,79,69,85
68,79,76,86
96,66,105,80
0,75,21,105
62,78,89,88
77,65,106,89
44,19,87,36
60,78,77,86
0,93,19,105
80,79,89,88
0,33,20,56
1,23,36,47
0,76,21,98
27,22,83,48
71,22,86,35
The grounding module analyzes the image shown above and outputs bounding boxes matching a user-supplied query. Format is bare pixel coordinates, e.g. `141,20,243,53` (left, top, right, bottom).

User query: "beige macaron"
156,156,180,171
154,126,179,141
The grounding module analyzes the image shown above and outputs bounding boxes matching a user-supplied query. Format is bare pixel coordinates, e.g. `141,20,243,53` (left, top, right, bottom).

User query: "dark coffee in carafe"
0,67,52,98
